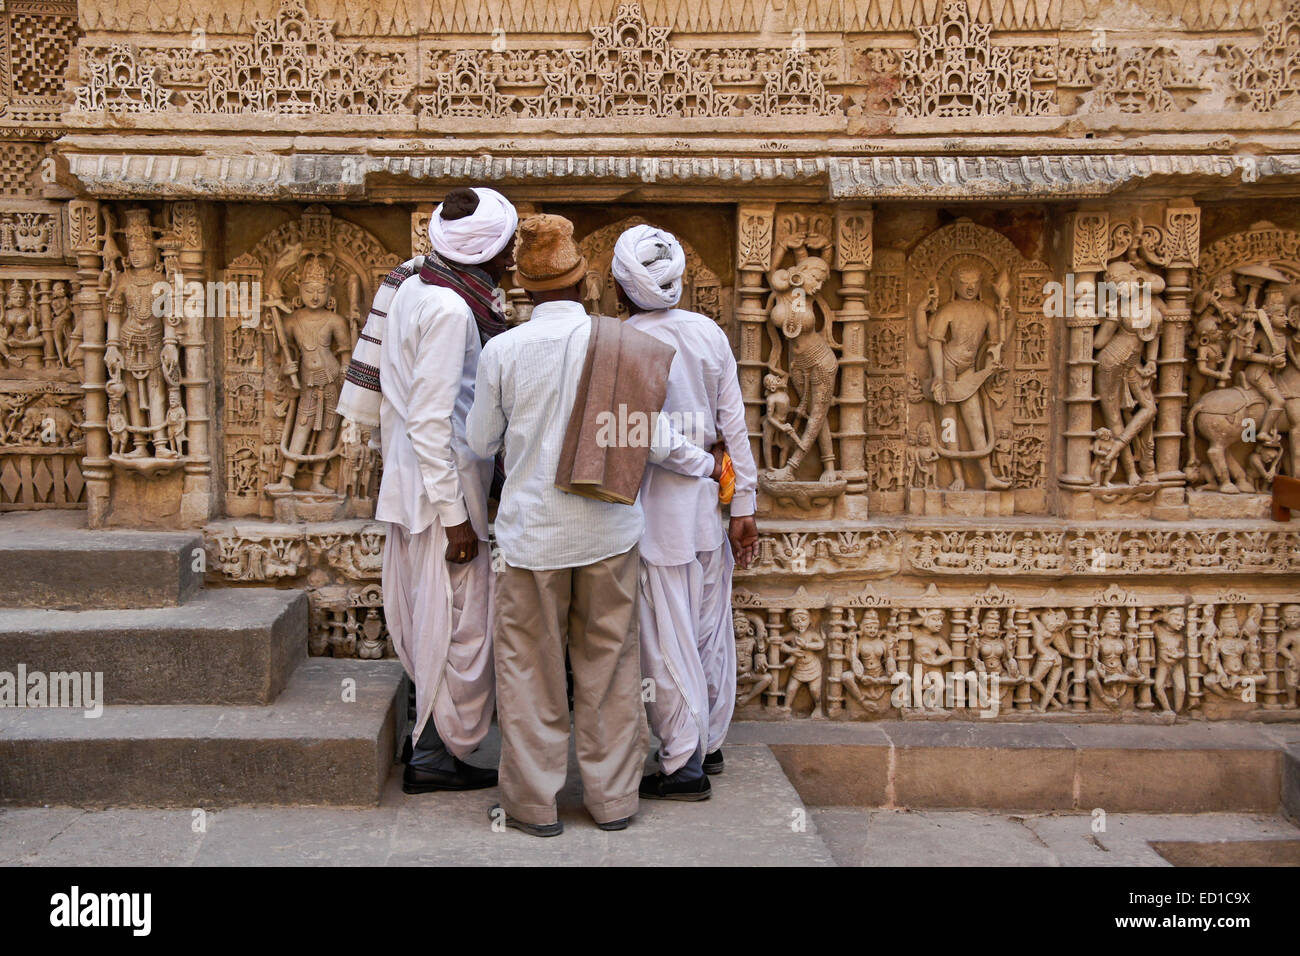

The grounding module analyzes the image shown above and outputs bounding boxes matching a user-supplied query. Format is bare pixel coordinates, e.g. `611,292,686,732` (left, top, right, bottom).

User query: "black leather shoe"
490,805,563,838
703,749,724,775
639,771,712,801
402,758,498,794
596,817,630,831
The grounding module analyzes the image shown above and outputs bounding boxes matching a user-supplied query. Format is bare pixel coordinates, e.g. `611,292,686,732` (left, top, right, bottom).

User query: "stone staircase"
0,511,404,807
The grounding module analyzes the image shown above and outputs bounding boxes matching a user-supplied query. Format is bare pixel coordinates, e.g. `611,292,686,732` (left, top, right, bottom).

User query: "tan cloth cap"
515,214,588,291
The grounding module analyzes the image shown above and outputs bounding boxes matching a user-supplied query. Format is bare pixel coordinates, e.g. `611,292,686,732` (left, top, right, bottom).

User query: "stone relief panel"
221,204,396,520
732,583,1299,720
0,0,78,129
68,0,1300,134
903,218,1053,516
1186,222,1300,518
74,0,415,117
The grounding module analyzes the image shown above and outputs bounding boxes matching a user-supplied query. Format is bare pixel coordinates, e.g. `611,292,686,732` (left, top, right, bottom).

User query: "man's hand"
444,520,478,565
729,515,758,569
710,442,726,481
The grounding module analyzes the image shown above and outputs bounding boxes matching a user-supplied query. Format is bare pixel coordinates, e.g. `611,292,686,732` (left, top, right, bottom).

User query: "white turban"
611,224,686,312
427,187,518,265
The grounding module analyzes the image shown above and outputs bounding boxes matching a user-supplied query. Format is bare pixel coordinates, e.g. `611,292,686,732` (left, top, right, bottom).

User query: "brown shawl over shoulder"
555,314,676,505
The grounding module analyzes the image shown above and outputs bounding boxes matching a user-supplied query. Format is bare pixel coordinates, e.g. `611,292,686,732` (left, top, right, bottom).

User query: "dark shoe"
703,749,724,775
490,805,563,838
639,771,712,801
596,817,631,831
402,758,498,794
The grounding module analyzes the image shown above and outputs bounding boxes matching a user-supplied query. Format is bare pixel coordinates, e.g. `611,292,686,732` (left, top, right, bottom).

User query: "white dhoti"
382,520,494,760
639,543,736,774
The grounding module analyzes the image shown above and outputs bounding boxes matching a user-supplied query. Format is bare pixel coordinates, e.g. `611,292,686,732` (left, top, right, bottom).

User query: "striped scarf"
418,251,507,345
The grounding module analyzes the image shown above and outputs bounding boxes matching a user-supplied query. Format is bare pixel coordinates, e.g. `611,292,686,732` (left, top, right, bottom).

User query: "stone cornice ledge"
60,151,1300,201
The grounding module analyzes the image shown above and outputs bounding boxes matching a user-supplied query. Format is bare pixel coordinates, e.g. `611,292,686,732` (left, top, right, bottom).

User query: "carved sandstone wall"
4,0,1300,720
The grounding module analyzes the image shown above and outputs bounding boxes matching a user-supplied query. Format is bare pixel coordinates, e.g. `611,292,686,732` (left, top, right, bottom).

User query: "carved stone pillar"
1061,211,1107,501
173,202,214,526
68,200,109,526
1152,202,1199,519
736,204,775,486
834,204,871,517
1262,603,1282,710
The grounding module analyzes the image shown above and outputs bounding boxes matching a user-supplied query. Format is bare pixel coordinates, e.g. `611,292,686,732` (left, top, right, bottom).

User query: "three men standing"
360,194,758,832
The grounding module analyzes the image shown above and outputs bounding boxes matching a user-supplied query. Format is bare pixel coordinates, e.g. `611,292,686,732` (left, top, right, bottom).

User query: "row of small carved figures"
733,604,1300,715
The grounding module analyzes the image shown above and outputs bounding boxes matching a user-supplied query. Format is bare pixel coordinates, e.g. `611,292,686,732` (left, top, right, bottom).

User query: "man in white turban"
375,186,517,793
612,223,759,801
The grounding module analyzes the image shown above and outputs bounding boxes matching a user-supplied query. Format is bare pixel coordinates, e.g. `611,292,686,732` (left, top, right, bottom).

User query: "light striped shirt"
466,299,715,571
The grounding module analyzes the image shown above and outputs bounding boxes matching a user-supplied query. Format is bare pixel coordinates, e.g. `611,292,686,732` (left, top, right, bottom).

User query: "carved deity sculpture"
1092,260,1166,487
914,264,1010,491
839,609,896,713
910,607,954,712
103,208,182,461
1086,607,1143,710
765,255,838,482
906,422,940,489
734,610,774,708
1186,264,1300,493
50,282,77,370
1027,609,1070,713
761,372,795,471
0,281,44,368
777,608,825,716
1151,605,1188,715
1279,604,1300,709
265,253,353,495
968,608,1021,704
1204,605,1266,700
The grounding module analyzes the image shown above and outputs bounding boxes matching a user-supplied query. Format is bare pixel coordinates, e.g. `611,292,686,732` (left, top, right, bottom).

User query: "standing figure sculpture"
266,253,353,495
914,264,1011,491
765,255,839,482
1027,609,1071,713
1278,604,1300,709
778,608,825,717
1092,260,1166,487
103,209,181,461
1152,605,1188,715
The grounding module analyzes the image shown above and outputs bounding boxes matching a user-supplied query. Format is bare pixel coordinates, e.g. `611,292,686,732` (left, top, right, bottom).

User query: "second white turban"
611,224,686,312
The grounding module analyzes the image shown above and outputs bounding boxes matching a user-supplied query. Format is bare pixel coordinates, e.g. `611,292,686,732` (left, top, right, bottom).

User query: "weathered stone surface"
0,587,306,704
743,720,1287,811
0,512,202,610
0,659,404,807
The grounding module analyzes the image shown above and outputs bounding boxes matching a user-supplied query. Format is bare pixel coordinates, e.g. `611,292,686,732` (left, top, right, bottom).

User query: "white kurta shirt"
466,299,716,571
376,281,491,539
627,307,759,567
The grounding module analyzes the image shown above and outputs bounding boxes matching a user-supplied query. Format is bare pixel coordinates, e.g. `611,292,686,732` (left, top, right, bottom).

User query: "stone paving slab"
811,809,1300,867
0,744,835,866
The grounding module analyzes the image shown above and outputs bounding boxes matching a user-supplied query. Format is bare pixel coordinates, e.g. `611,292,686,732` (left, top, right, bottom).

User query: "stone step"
0,659,405,808
0,511,203,610
729,721,1297,814
0,588,306,705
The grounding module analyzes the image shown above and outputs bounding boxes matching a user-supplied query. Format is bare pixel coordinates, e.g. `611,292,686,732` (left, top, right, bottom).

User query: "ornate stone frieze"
733,582,1299,719
74,0,415,116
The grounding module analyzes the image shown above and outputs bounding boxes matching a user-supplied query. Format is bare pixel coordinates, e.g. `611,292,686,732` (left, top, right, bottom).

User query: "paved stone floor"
2,739,1297,866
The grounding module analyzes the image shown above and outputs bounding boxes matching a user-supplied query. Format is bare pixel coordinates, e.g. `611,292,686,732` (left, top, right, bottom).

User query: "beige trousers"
494,546,649,826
